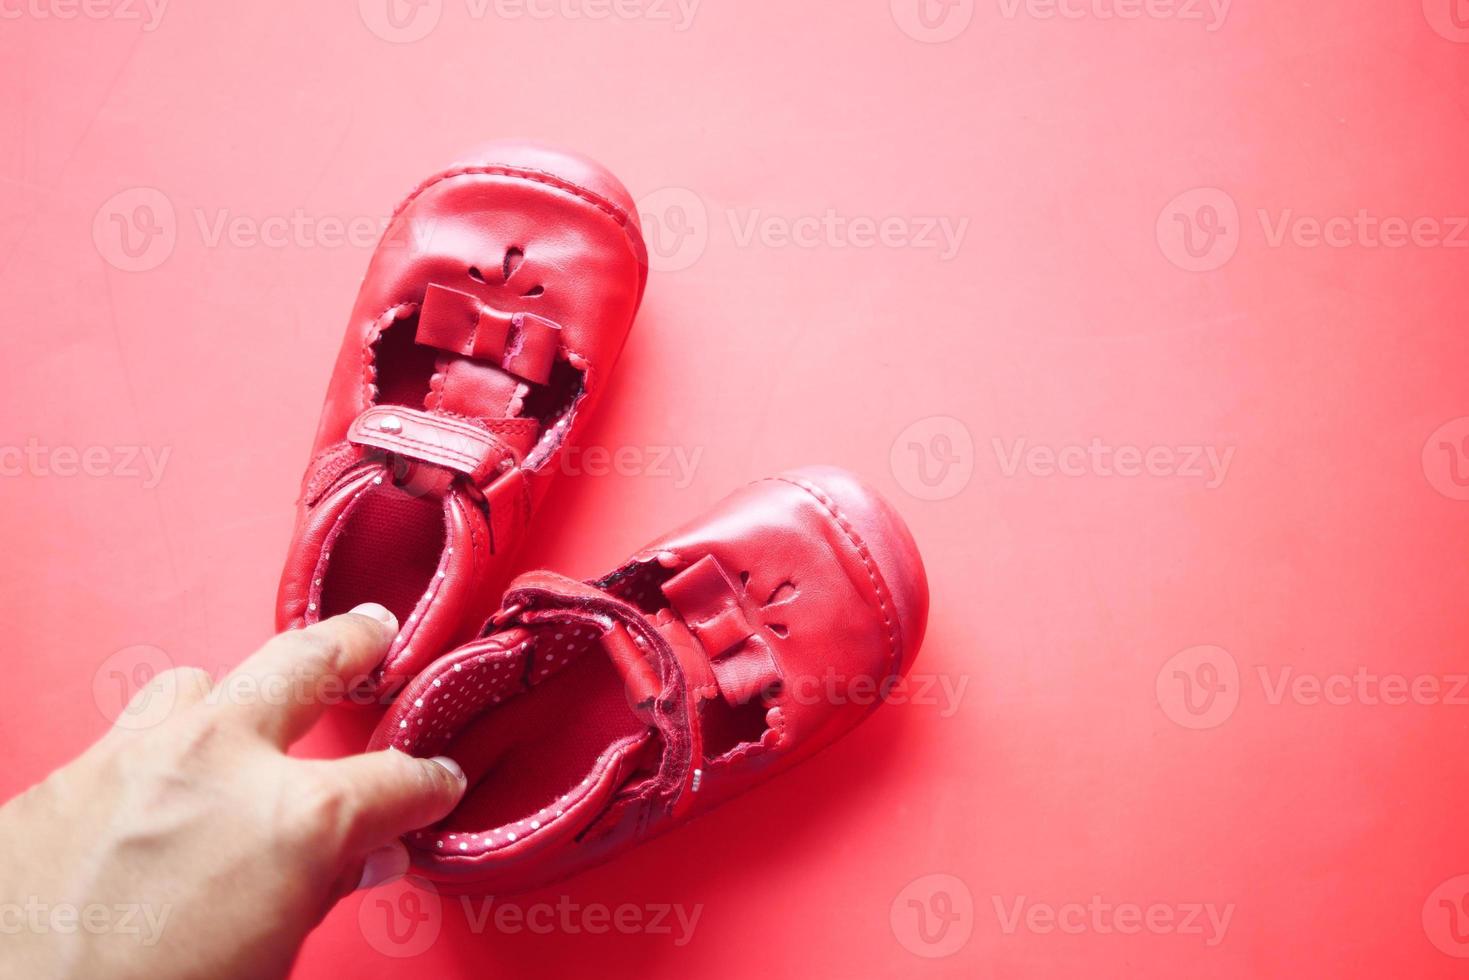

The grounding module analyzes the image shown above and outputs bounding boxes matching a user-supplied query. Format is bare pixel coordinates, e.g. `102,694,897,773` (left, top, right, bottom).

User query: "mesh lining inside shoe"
395,623,652,855
317,482,447,625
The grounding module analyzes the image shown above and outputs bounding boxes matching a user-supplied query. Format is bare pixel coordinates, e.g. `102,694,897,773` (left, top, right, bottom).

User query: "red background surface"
3,1,1469,976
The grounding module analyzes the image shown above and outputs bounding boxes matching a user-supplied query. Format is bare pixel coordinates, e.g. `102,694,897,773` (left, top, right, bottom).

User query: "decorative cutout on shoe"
471,250,542,297
764,580,798,607
502,245,525,283
761,580,798,639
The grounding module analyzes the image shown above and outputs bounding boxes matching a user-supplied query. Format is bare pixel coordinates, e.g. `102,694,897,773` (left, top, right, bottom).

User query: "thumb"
321,749,468,854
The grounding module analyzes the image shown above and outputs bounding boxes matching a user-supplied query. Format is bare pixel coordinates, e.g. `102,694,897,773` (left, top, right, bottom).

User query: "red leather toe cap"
772,466,930,675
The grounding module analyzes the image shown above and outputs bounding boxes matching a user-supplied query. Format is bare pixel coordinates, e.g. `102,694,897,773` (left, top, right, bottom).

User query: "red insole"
319,484,446,624
437,649,649,833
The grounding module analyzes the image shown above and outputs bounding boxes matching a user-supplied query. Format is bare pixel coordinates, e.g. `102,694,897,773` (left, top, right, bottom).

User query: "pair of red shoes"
275,142,929,893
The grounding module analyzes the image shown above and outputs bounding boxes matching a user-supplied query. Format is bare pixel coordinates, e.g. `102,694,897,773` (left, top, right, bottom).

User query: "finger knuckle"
167,709,227,754
290,632,347,677
290,773,355,840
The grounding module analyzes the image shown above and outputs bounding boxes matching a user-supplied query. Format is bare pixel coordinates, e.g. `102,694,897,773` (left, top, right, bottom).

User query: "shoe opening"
699,695,772,762
317,481,448,626
392,622,654,857
370,296,586,471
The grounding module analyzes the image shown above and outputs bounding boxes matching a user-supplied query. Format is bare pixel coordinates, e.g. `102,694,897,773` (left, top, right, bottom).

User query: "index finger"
214,604,398,746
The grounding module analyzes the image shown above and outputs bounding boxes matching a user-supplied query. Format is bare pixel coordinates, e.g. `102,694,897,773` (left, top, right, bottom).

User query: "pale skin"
0,604,465,979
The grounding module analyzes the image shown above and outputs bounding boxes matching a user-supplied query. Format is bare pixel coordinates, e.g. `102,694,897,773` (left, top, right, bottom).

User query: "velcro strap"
660,555,783,706
415,284,561,384
602,622,662,720
348,406,516,483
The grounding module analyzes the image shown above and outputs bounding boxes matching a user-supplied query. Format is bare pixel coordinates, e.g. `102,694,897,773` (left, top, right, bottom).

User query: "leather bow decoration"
660,555,784,706
415,283,561,385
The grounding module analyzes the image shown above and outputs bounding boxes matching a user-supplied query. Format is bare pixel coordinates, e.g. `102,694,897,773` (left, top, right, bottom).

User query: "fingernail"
428,756,466,783
349,603,399,634
356,842,409,891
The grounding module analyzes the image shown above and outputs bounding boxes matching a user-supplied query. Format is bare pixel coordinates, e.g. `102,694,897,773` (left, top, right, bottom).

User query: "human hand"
0,604,466,979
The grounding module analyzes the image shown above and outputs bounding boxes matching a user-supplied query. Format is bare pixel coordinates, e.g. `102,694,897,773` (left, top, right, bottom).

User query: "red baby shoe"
367,466,929,892
276,142,647,693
